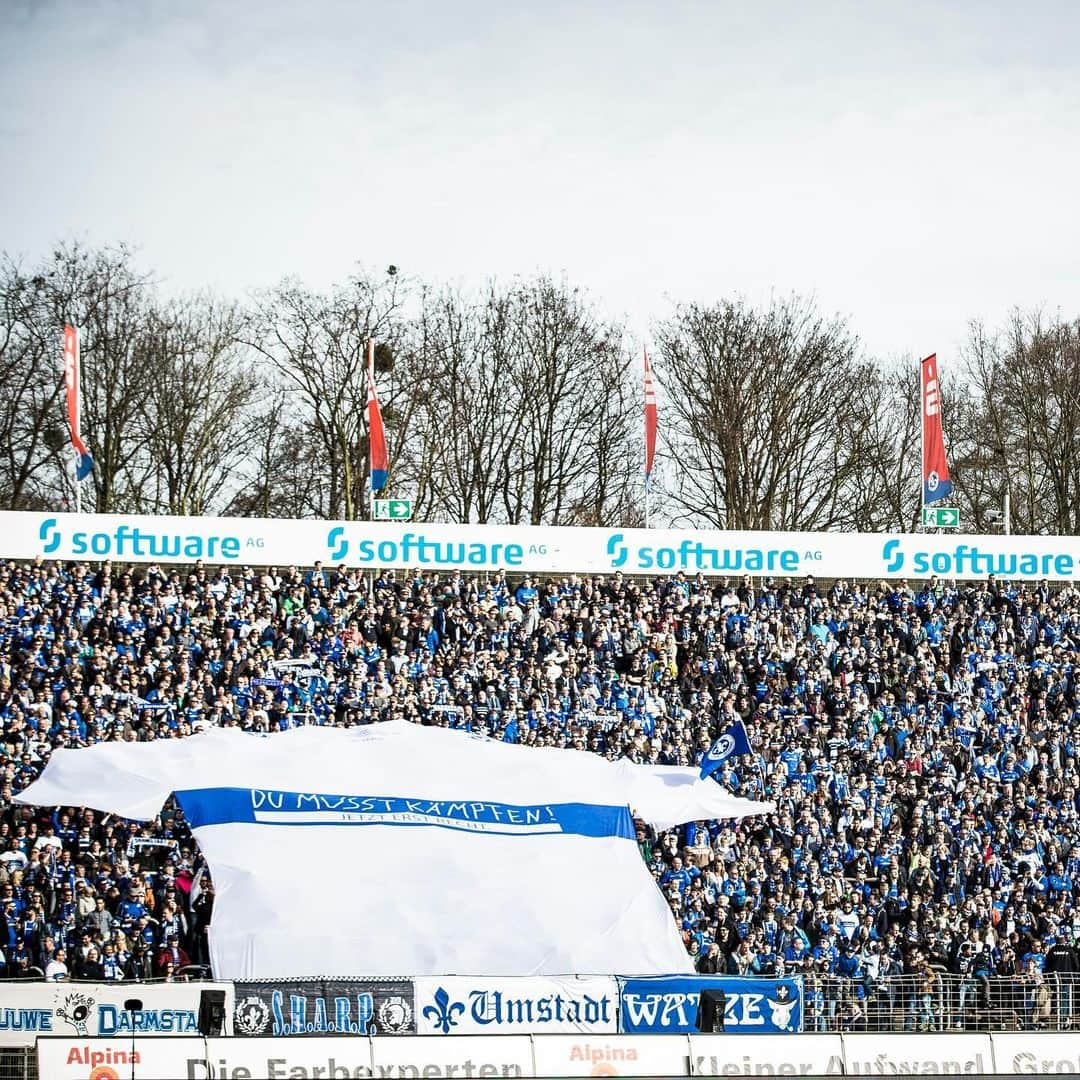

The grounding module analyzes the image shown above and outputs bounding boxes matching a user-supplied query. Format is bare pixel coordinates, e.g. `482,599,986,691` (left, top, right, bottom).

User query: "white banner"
841,1032,994,1076
990,1032,1080,1075
371,1035,532,1078
36,1037,207,1080
3,510,1078,580
17,725,768,980
688,1033,843,1076
0,982,233,1048
533,1034,691,1077
414,977,619,1035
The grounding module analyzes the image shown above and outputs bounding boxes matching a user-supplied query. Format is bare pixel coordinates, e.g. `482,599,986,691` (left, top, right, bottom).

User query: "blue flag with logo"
699,720,752,780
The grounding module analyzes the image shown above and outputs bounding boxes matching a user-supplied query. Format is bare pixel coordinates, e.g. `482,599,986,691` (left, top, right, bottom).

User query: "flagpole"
644,342,650,529
643,344,656,530
75,323,82,515
919,355,925,528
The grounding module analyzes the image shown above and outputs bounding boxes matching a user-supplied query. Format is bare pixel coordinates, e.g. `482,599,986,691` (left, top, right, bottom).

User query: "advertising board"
989,1031,1080,1075
414,978,618,1036
36,1036,207,1080
840,1033,993,1076
36,1029,1080,1078
619,977,801,1034
370,1035,532,1078
688,1033,842,1076
201,1036,373,1077
532,1033,692,1077
7,510,1078,581
0,982,233,1048
232,979,413,1036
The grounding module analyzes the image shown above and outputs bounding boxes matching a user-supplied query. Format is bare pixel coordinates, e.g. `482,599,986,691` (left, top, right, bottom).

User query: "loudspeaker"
696,989,726,1033
198,989,228,1036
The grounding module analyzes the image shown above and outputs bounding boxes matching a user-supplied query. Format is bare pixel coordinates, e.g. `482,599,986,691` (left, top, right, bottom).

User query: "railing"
3,968,1079,1041
0,1051,32,1080
0,963,212,984
803,969,1079,1033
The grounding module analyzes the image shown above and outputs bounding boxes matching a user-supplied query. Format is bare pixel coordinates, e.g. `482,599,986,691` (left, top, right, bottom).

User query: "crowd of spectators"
0,556,1078,1028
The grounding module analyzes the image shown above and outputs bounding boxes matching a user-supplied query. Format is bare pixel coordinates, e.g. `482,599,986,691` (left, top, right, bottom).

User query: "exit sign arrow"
372,498,413,521
922,506,960,528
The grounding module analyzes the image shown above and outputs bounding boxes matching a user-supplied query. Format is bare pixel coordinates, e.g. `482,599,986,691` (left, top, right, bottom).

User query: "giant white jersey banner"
15,723,771,980
2,510,1078,580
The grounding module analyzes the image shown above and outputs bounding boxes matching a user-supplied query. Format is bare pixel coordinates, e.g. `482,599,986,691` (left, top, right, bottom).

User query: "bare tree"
136,296,262,516
500,279,635,525
0,256,68,509
9,238,1077,537
250,272,416,520
47,244,157,513
404,286,526,523
0,244,157,512
221,391,326,520
405,279,639,526
843,361,938,532
564,347,643,528
956,311,1080,534
655,296,875,531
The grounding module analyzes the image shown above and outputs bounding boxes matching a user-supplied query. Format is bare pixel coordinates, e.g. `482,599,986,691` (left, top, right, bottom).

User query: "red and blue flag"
644,348,657,485
921,353,952,505
63,325,94,481
367,339,388,492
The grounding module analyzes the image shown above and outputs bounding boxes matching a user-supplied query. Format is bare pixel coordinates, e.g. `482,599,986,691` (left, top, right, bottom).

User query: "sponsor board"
414,977,618,1035
990,1032,1080,1075
37,1031,1080,1078
619,977,801,1034
0,983,233,1048
36,1037,207,1080
200,1036,373,1077
533,1034,691,1077
6,509,1079,581
371,1035,532,1078
688,1033,843,1076
840,1033,992,1076
232,979,413,1037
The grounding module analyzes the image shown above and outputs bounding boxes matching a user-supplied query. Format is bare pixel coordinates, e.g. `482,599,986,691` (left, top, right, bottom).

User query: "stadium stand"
0,558,1078,1031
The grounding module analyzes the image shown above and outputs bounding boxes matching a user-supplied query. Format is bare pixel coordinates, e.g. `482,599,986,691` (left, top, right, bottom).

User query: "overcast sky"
2,0,1078,366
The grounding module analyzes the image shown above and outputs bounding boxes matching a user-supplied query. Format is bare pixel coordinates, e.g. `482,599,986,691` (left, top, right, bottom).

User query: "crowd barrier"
7,972,1080,1049
29,1030,1080,1077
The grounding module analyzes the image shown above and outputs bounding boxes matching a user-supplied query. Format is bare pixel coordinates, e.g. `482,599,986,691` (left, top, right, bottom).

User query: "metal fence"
0,1050,32,1080
803,969,1080,1033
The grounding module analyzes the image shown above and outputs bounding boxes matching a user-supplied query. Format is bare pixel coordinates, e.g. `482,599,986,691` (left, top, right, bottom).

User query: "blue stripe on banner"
370,469,387,491
175,788,634,840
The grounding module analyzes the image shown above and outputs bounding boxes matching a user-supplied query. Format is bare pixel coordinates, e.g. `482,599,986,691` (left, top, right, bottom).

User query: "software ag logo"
606,533,629,568
39,518,62,554
881,539,904,573
603,532,801,574
35,516,253,560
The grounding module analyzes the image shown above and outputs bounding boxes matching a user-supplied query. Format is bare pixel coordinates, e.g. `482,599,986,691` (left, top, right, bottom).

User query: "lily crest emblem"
423,986,465,1034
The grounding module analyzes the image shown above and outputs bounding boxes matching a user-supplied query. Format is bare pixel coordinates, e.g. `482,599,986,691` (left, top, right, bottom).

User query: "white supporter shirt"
17,721,771,980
